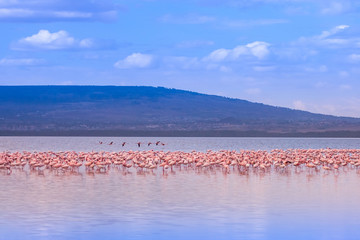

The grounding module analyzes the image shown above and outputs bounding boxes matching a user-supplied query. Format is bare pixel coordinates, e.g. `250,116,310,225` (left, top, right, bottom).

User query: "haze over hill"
1,86,360,136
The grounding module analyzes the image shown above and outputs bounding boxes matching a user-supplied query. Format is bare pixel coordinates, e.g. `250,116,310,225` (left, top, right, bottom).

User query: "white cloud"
204,41,270,62
114,53,154,69
79,39,93,48
246,41,270,59
297,25,352,48
0,58,44,66
161,14,287,29
206,48,231,62
293,100,306,111
318,25,349,39
0,0,117,22
52,11,93,19
0,0,18,4
0,9,101,20
22,30,74,48
147,41,270,72
13,30,94,50
0,8,32,17
160,14,215,24
349,54,360,62
276,25,358,61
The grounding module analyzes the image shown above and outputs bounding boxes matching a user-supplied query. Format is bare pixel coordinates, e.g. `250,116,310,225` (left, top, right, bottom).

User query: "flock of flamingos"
1,141,360,175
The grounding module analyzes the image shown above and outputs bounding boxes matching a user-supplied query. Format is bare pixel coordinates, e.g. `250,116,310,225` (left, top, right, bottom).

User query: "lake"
1,137,360,240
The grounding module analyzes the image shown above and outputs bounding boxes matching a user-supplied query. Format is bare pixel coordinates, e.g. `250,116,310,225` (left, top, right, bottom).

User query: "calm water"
1,137,360,240
1,136,360,152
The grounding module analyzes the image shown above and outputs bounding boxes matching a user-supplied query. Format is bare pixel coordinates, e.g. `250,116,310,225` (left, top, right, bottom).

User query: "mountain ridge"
1,86,359,136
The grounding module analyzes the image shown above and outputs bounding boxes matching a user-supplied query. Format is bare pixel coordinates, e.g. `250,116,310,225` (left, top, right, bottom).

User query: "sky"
0,0,360,117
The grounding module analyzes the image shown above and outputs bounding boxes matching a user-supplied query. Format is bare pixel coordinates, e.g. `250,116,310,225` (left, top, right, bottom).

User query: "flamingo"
2,148,360,176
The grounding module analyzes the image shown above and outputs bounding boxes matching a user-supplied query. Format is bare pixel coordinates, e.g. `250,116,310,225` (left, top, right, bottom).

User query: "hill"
1,86,360,136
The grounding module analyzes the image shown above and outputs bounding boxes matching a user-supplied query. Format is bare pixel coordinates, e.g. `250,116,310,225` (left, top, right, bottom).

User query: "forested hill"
1,86,360,136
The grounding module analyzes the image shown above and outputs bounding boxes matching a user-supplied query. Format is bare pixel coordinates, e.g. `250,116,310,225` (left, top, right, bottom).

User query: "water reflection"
1,169,360,240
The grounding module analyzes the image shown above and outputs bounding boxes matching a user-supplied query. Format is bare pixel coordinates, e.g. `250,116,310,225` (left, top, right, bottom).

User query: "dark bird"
109,141,113,145
99,141,103,144
156,141,161,146
122,142,126,147
137,142,141,147
148,142,152,146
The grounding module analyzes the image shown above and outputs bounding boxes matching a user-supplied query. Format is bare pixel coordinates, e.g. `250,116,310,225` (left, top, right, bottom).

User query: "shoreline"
1,130,360,138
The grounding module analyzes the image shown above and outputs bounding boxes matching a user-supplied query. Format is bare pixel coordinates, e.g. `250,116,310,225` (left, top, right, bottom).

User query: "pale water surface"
1,137,360,240
1,136,360,152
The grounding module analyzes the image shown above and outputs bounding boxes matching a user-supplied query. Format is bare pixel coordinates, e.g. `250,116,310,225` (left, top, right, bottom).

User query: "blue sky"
0,0,360,117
